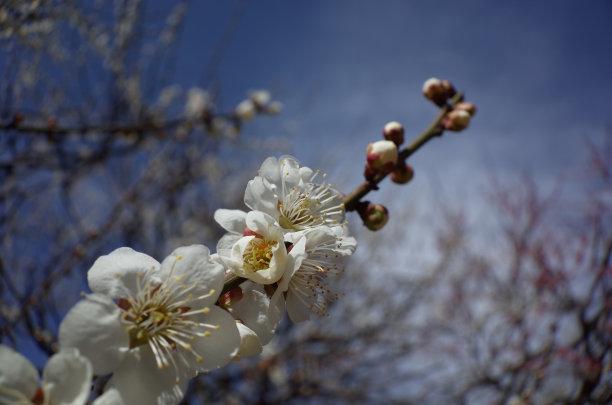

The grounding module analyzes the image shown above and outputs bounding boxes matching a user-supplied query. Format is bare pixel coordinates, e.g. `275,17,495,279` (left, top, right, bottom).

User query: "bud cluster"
235,89,283,121
441,101,477,132
422,77,456,106
182,87,282,139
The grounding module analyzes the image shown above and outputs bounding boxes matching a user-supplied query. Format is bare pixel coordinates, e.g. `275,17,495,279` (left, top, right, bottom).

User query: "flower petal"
233,323,262,361
188,306,240,372
159,245,224,306
286,290,314,323
58,294,128,375
0,344,38,399
42,348,92,405
244,176,278,214
108,346,191,405
258,156,282,185
87,247,161,299
229,283,278,345
213,209,247,234
92,388,124,405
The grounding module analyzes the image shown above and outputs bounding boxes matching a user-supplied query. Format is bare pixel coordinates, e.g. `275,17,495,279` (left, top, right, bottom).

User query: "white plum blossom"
0,344,120,405
58,245,240,405
244,155,346,231
215,210,305,285
272,226,357,322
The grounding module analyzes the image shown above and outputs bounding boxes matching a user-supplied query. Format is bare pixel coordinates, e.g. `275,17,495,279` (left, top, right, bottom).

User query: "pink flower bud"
358,203,389,231
383,121,405,146
218,286,243,308
422,77,456,106
363,163,377,182
390,162,414,184
454,101,477,117
442,109,471,132
366,140,398,174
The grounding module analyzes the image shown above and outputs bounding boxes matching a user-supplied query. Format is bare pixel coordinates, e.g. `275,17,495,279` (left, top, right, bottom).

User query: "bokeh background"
1,1,611,404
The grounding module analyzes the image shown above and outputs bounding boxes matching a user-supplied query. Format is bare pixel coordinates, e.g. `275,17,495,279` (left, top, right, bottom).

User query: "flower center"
278,172,345,231
242,237,277,273
117,256,219,376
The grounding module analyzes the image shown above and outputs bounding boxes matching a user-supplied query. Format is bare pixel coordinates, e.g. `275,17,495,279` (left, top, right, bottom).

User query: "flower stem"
222,275,247,295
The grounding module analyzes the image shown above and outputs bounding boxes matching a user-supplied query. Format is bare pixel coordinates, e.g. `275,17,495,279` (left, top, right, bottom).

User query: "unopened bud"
248,90,271,109
266,101,283,115
235,99,256,120
442,109,471,132
218,286,243,307
383,121,404,146
358,202,389,231
390,162,414,184
454,101,477,117
366,140,398,174
422,77,456,106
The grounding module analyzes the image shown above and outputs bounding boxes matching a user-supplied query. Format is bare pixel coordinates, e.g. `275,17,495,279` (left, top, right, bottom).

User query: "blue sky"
174,0,612,198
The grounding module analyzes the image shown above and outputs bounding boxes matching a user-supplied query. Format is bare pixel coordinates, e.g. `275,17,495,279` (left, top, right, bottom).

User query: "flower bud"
454,101,477,116
358,202,389,231
422,77,456,106
235,99,256,120
266,101,283,115
383,121,404,146
366,140,398,174
248,90,271,109
218,286,243,308
390,162,414,184
442,109,471,132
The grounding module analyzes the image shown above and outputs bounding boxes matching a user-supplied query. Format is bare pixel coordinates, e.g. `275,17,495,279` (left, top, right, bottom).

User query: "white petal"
233,323,262,360
277,155,302,187
216,233,241,253
108,346,191,405
258,157,282,184
0,388,31,404
87,247,160,299
92,388,123,405
284,235,307,287
268,288,286,327
0,344,38,399
42,348,92,405
188,306,240,371
159,245,224,305
213,209,246,234
229,284,278,345
244,177,278,215
58,294,128,375
286,290,313,323
245,210,277,232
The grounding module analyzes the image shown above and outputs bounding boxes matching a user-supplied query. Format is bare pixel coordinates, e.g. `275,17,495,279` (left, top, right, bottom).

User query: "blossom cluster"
0,155,356,405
